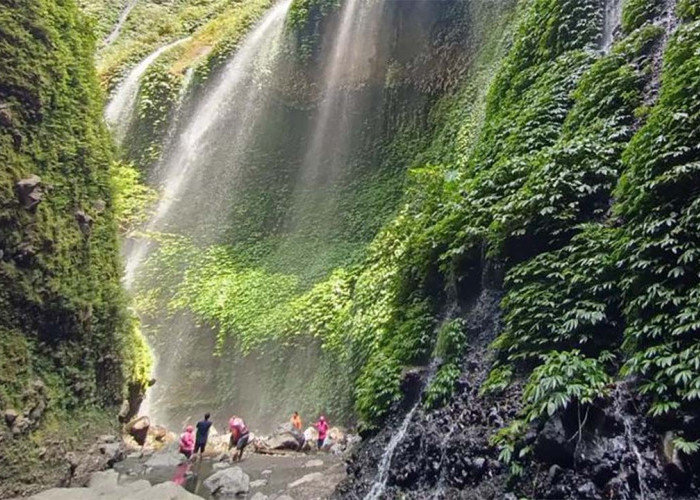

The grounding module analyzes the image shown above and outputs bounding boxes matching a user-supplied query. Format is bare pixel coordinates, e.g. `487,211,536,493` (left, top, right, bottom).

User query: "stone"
287,472,323,489
203,466,250,497
534,417,575,468
576,481,598,498
96,442,124,466
16,175,43,210
472,457,486,472
75,210,94,235
548,464,562,481
249,494,268,500
4,408,18,426
304,459,324,468
150,424,168,442
145,451,185,468
261,469,272,476
249,479,268,488
126,416,151,446
11,415,32,435
214,461,232,470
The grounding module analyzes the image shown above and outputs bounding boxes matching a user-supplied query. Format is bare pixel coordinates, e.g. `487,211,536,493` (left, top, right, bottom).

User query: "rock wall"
0,0,150,496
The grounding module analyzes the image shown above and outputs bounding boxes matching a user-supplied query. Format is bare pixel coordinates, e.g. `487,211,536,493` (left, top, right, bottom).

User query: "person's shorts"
236,433,250,451
194,441,206,454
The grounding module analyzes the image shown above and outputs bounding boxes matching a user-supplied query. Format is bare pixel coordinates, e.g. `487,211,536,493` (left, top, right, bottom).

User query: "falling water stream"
120,1,292,423
105,37,188,146
103,0,138,48
123,0,291,289
299,0,386,184
601,0,624,52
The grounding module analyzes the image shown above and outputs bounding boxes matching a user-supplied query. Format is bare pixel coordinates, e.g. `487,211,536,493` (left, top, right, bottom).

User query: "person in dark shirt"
194,412,213,458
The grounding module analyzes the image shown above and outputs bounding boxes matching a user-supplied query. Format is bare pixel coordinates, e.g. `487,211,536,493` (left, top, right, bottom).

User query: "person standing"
194,413,213,458
314,415,329,451
179,425,195,459
291,411,302,431
228,415,250,462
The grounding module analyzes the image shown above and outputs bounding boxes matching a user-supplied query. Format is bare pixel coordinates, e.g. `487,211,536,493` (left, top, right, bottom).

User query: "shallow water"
114,452,343,499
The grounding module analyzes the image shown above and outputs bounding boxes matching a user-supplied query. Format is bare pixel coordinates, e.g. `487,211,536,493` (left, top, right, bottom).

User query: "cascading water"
105,37,188,146
103,0,137,48
123,0,292,424
123,1,290,287
364,361,440,500
364,403,421,500
299,0,386,185
601,0,624,52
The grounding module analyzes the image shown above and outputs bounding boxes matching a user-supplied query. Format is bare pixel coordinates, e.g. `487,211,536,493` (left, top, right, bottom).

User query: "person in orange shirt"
291,411,302,430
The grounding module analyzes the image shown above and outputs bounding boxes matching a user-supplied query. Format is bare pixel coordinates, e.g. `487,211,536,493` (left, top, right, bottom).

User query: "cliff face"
0,0,150,495
338,0,700,498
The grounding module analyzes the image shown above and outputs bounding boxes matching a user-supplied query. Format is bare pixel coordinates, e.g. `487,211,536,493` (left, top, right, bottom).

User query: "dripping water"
105,37,188,146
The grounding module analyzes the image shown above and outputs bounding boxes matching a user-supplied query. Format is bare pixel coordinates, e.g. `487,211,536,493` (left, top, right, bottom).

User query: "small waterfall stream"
105,37,188,145
364,403,420,500
601,0,624,52
103,0,138,48
299,0,386,184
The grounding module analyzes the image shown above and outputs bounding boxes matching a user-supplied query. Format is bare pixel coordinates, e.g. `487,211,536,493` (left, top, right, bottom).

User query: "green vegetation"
0,0,151,494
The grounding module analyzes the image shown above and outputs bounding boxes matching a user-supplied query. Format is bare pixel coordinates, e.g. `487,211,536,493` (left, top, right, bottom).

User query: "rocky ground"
16,422,351,500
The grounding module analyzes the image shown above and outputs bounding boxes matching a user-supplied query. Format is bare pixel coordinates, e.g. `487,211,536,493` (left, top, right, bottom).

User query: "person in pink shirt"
179,425,195,459
228,415,250,462
314,415,329,451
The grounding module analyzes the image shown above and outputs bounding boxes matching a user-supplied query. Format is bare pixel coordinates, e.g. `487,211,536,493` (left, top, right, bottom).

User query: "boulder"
249,479,267,488
145,451,185,468
16,175,42,210
150,425,168,442
126,416,151,446
534,417,575,468
304,459,324,468
4,408,18,426
266,431,303,451
203,466,250,497
75,210,94,235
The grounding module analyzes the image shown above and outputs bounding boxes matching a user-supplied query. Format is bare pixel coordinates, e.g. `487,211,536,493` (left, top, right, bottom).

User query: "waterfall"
105,37,188,146
123,0,292,424
601,0,624,52
364,403,420,500
299,0,386,185
103,0,137,48
123,0,291,289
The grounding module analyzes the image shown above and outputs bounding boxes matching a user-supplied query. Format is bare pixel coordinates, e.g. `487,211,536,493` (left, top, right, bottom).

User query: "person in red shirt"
228,415,250,462
179,425,195,459
314,415,329,451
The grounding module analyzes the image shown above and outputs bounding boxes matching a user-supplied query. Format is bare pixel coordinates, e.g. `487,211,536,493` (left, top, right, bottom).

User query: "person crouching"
228,415,250,462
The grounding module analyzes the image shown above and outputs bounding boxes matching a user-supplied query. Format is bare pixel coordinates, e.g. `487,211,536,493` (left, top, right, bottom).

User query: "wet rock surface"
336,284,700,499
